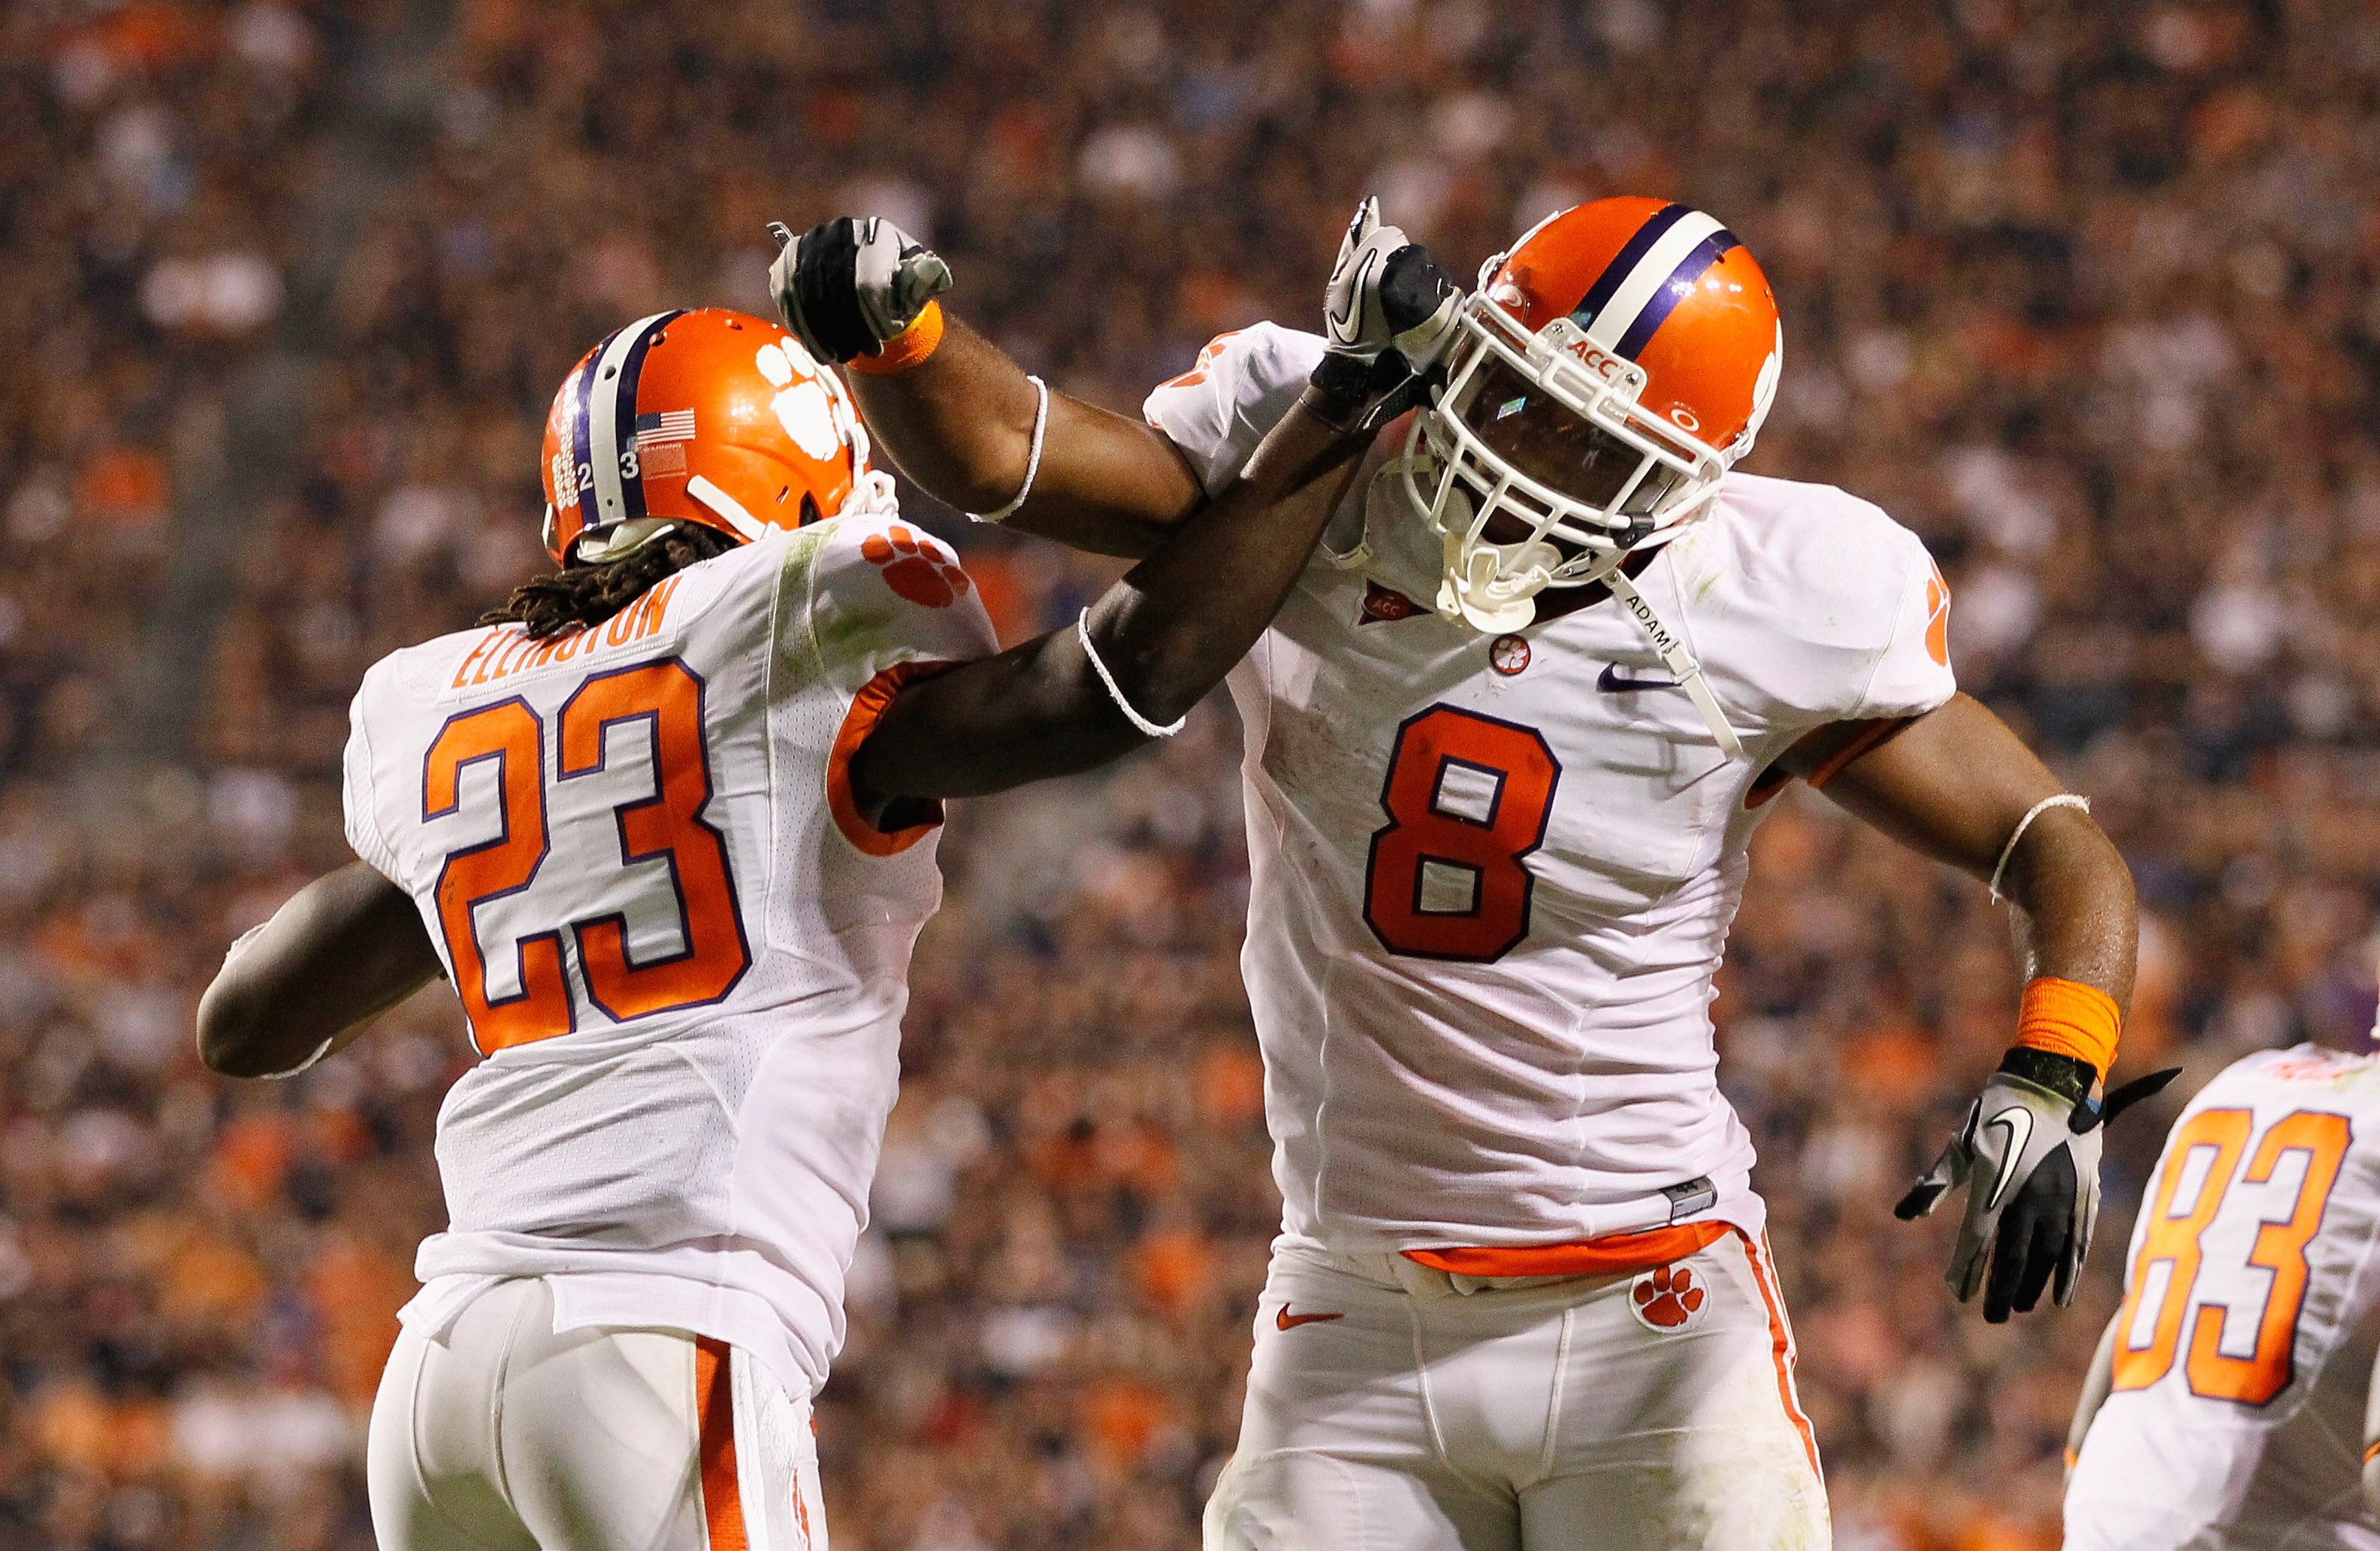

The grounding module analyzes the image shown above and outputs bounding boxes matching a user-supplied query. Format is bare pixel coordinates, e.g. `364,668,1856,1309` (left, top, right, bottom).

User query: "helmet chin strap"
1597,560,1744,760
570,516,682,565
1436,528,1563,633
847,467,899,517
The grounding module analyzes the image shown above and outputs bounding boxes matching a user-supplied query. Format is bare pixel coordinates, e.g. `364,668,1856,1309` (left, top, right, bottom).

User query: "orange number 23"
2112,1106,2351,1404
423,659,751,1053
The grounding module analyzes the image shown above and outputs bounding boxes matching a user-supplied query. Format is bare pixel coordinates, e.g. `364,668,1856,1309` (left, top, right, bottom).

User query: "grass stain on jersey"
807,603,907,664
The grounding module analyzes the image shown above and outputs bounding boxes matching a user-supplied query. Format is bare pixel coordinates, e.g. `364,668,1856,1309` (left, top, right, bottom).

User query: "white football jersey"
1145,325,1956,1254
2067,1044,2380,1550
342,513,995,1400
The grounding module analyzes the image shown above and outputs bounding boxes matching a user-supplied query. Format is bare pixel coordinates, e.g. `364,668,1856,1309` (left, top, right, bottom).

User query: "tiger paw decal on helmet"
861,525,972,609
1629,1262,1708,1331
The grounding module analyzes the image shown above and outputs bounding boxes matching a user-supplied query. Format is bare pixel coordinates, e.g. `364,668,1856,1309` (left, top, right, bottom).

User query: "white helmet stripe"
584,311,676,531
1578,210,1726,355
686,474,766,541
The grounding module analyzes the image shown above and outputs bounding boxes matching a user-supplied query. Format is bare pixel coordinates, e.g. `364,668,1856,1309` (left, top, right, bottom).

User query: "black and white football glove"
1309,197,1462,422
767,216,953,365
1895,1050,2178,1323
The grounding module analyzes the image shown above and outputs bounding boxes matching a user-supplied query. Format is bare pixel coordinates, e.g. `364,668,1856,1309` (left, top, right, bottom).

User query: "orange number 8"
1363,706,1561,963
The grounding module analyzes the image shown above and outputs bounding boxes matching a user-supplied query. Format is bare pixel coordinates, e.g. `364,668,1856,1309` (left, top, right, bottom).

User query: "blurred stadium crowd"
5,0,2380,1547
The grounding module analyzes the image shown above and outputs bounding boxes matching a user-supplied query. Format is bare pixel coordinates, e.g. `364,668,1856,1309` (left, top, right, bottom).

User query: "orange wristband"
2016,976,2121,1080
846,301,945,376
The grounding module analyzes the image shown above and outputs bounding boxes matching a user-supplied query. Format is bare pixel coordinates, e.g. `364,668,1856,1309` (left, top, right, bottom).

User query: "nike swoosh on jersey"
1597,664,1678,692
1276,1308,1344,1331
1983,1105,2035,1210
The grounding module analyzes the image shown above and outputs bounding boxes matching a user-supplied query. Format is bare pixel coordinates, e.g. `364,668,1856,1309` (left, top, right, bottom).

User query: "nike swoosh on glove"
1311,196,1463,418
768,216,953,365
1895,1058,2179,1323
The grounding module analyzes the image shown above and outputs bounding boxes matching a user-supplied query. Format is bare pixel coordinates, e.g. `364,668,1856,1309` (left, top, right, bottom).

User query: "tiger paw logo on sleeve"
1629,1262,1708,1331
859,525,972,609
1924,559,1951,667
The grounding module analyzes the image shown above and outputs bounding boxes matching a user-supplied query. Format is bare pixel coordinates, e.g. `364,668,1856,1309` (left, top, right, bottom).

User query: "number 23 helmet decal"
1407,197,1783,635
539,307,894,566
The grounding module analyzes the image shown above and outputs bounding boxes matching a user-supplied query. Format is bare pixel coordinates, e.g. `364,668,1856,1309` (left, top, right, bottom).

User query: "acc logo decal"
1629,1262,1708,1331
1490,634,1531,676
1360,580,1424,625
1561,338,1637,389
860,525,972,609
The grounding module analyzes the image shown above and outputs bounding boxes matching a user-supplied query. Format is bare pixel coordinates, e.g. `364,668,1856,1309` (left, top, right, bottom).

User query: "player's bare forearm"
2362,1344,2380,1514
1794,693,2137,1011
2067,1313,2119,1480
197,861,442,1078
849,387,1367,812
845,312,1203,558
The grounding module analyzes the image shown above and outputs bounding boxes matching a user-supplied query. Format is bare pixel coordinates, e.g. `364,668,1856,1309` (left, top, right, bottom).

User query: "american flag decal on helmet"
636,410,697,446
1569,204,1743,364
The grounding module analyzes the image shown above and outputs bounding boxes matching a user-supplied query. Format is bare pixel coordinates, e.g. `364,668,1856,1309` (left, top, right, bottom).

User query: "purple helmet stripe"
1614,228,1741,361
608,309,687,525
1569,202,1690,331
567,326,621,537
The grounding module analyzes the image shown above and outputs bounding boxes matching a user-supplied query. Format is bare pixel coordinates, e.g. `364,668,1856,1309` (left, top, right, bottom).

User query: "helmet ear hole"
799,492,820,527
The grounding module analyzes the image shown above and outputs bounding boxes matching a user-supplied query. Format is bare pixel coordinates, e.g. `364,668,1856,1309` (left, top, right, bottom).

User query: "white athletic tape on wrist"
970,375,1049,525
1076,608,1187,739
1989,793,2091,902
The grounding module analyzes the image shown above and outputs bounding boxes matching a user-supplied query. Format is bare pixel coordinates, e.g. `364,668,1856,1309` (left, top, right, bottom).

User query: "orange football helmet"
1407,198,1783,632
539,307,892,564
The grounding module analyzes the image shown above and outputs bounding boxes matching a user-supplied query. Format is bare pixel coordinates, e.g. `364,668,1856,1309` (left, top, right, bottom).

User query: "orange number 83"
2112,1106,2351,1404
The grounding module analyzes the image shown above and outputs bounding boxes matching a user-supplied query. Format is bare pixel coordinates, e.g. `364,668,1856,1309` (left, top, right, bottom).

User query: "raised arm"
766,203,1456,562
843,310,1204,558
846,379,1366,821
835,202,1457,824
197,860,442,1078
766,216,1199,557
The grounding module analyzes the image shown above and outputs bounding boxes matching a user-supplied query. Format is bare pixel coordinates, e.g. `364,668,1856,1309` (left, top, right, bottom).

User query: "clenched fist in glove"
1896,1048,2178,1323
1309,197,1462,421
768,216,953,366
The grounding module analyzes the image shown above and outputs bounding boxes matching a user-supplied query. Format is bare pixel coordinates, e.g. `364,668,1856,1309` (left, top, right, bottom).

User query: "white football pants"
1206,1229,1829,1551
367,1276,826,1551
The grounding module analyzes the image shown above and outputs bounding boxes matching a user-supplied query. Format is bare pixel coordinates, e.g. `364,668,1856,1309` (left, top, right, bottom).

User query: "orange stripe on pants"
695,1337,748,1551
1738,1229,1823,1484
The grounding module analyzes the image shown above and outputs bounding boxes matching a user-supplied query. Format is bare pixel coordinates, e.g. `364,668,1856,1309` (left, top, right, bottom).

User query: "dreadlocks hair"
482,522,740,640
